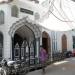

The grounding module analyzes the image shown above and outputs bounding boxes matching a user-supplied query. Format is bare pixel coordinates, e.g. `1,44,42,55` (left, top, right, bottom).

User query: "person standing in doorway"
39,46,48,74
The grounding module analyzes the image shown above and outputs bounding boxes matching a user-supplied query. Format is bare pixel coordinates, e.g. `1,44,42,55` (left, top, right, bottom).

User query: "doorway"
12,25,36,66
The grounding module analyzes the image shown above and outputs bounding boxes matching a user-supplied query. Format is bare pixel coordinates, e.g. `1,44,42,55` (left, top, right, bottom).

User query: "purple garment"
39,48,48,63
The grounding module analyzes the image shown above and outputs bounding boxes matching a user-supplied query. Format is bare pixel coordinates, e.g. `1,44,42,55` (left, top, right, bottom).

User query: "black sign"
20,8,33,15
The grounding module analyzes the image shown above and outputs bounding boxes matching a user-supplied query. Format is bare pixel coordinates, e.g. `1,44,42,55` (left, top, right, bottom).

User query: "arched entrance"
9,17,41,66
13,25,35,65
62,34,67,52
42,31,51,58
0,32,3,61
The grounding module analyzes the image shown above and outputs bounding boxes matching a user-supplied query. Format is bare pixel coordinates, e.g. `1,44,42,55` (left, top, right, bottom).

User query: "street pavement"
27,57,75,75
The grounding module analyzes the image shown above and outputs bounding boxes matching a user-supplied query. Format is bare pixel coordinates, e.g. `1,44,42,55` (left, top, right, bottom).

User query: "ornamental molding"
0,0,13,4
9,17,41,38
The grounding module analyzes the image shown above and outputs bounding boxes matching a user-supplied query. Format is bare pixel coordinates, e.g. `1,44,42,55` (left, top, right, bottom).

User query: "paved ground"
27,57,75,75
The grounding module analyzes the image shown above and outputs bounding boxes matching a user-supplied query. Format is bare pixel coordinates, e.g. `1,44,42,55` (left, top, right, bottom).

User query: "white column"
4,33,11,59
51,31,54,61
36,38,40,57
35,38,40,63
36,41,39,57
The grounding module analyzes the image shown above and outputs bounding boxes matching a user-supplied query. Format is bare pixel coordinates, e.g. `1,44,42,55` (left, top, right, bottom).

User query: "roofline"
0,0,13,4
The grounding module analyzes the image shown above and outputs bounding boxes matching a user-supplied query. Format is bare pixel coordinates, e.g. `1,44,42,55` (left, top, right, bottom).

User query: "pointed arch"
62,34,67,52
14,43,20,60
9,17,41,64
42,31,51,57
9,17,41,38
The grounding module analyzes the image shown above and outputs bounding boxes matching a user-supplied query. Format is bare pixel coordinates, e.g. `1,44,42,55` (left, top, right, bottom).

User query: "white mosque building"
0,0,75,65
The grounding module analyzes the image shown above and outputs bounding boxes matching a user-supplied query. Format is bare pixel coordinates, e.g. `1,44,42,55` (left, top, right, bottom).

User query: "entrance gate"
14,38,35,65
12,25,36,66
9,17,41,67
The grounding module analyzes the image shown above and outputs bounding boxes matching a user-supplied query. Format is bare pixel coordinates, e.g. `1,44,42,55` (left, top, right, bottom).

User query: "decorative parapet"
0,0,13,4
9,16,41,38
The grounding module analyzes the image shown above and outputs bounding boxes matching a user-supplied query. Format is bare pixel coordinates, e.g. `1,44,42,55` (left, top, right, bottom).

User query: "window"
0,10,4,25
0,32,3,60
14,43,20,57
11,5,18,17
62,34,67,52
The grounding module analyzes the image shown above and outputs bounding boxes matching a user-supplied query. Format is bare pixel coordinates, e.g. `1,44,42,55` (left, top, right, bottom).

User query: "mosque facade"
0,0,75,65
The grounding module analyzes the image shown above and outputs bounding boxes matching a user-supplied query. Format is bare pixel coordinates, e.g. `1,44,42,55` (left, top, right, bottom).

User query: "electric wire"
59,0,75,29
49,0,73,22
65,0,75,22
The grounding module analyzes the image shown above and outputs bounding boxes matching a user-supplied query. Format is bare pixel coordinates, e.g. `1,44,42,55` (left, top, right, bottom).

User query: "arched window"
14,43,20,60
11,5,18,17
0,32,3,60
62,34,67,52
0,10,4,25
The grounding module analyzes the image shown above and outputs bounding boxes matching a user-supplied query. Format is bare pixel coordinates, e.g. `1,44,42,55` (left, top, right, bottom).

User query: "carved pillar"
12,37,14,60
35,37,40,64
